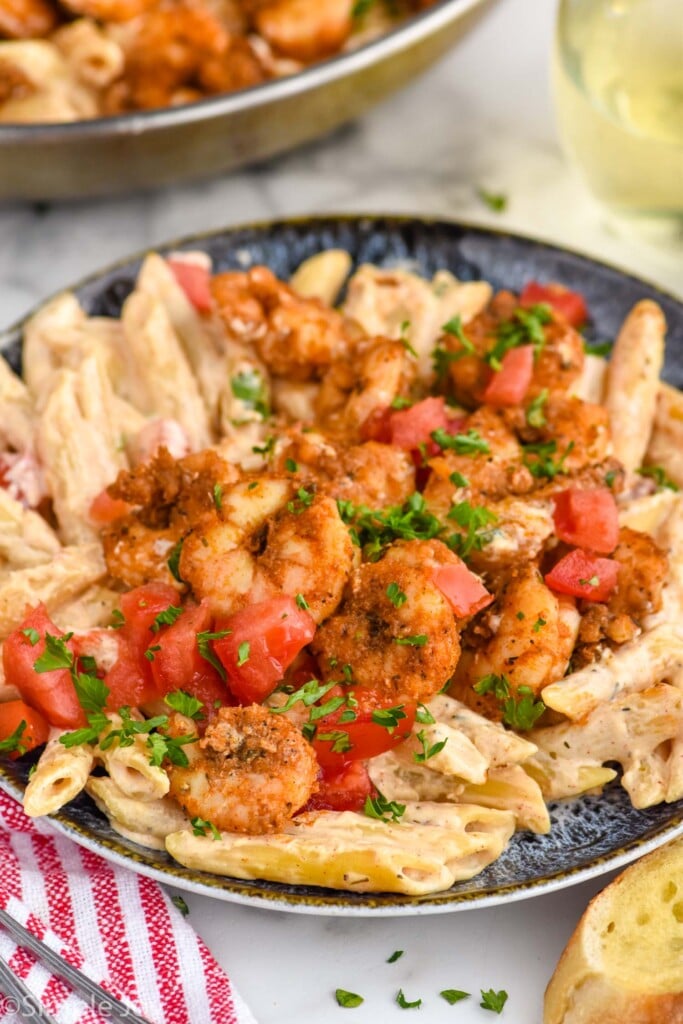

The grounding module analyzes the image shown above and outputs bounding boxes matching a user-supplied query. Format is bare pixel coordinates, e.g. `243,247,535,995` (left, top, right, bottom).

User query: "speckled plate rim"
1,213,682,916
0,0,485,140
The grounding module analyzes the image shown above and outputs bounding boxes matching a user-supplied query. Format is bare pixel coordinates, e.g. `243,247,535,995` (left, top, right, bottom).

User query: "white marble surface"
1,0,681,1021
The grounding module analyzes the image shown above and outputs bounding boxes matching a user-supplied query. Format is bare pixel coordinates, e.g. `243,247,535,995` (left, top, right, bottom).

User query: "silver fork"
0,908,153,1024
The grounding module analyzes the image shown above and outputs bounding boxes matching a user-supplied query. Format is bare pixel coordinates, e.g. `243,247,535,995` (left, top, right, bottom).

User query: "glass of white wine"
553,0,683,221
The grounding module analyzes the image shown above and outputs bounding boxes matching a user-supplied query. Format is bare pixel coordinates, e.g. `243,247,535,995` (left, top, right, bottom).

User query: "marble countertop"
1,0,681,1021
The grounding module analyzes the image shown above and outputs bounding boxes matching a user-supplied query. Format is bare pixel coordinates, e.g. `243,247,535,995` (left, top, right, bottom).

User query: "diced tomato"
2,606,85,729
167,259,212,313
89,488,131,526
0,700,50,758
553,488,619,554
214,597,317,705
431,563,493,617
312,687,416,771
520,282,588,328
360,406,393,444
545,549,618,602
150,602,230,708
105,583,179,708
389,397,451,450
483,345,534,406
304,761,375,813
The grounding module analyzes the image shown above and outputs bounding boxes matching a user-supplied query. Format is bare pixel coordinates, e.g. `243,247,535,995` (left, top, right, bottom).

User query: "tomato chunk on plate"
553,487,619,554
167,259,212,313
105,583,179,708
0,699,50,758
483,344,534,406
431,563,493,617
545,549,618,602
311,687,416,771
2,605,85,729
520,281,588,328
214,596,316,705
150,601,231,709
304,761,374,813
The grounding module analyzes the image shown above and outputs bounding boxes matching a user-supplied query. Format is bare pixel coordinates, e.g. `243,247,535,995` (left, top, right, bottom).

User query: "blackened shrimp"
166,705,318,834
312,539,461,705
179,476,354,621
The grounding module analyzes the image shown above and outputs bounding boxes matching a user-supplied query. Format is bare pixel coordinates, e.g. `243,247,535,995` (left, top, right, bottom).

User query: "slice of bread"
544,838,683,1024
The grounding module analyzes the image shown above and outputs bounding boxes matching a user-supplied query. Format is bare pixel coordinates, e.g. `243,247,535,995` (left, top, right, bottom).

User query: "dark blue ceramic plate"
1,216,681,915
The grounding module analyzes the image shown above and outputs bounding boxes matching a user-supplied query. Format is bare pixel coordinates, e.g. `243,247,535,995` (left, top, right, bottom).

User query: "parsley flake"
386,582,407,608
480,988,508,1013
150,605,183,633
371,705,407,733
21,627,40,646
171,895,190,917
335,989,364,1008
637,465,679,492
230,370,270,418
271,678,335,716
413,729,448,763
473,674,545,731
387,950,404,963
295,593,309,610
526,388,548,428
583,339,613,357
213,483,223,511
440,989,470,1005
476,187,508,213
237,641,250,666
191,816,221,840
431,427,491,456
415,703,436,725
393,634,428,648
167,539,185,583
364,792,405,823
487,304,551,371
396,989,422,1009
196,629,231,680
446,501,498,559
164,690,205,720
0,721,27,756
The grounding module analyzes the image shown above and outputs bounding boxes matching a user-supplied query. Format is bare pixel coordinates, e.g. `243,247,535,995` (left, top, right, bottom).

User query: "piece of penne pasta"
529,683,683,809
0,543,106,640
604,300,666,472
50,583,123,632
121,290,211,451
23,735,94,817
0,488,61,571
21,292,86,406
645,382,683,487
541,623,683,721
0,355,35,452
96,718,170,803
166,803,515,896
460,766,551,835
37,354,127,544
426,694,538,767
617,489,679,537
86,776,188,851
396,721,489,784
53,19,123,88
289,250,352,305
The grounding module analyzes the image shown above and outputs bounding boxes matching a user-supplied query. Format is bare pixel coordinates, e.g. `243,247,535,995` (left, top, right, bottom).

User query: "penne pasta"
86,776,188,851
23,735,94,817
0,355,35,452
604,300,666,472
645,382,683,487
96,716,171,803
0,488,61,571
289,250,352,305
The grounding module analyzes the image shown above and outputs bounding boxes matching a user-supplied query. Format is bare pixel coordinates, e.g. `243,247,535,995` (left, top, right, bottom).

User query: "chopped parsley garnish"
386,582,407,608
390,396,412,410
449,471,469,488
432,315,475,379
196,629,231,680
473,673,545,731
285,458,299,473
480,988,508,1013
236,641,250,666
316,730,352,754
387,950,404,963
191,816,221,840
578,575,599,588
526,388,548,428
431,427,491,455
33,632,74,673
271,678,336,715
415,703,436,725
164,690,205,720
637,464,679,492
144,644,161,662
171,895,189,917
532,616,547,633
147,730,198,768
442,314,474,349
167,539,185,583
399,320,418,358
338,492,443,561
476,187,508,213
523,439,574,480
396,989,422,1009
110,609,126,629
230,369,269,418
364,792,406,823
446,501,498,559
287,487,314,514
413,729,447,763
295,593,309,610
393,634,428,648
335,989,364,1008
252,435,276,457
583,339,613,357
21,627,40,646
605,469,618,488
487,304,551,371
440,989,470,1005
0,721,27,756
371,705,407,733
150,605,183,633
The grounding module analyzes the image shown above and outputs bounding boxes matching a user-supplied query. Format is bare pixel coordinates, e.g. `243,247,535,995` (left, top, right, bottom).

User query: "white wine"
553,0,683,217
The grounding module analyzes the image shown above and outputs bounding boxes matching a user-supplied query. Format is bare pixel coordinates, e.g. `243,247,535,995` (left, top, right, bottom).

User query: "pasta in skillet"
0,245,682,896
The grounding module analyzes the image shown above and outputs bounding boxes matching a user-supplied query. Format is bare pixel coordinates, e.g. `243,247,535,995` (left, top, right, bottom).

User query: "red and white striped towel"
0,789,257,1024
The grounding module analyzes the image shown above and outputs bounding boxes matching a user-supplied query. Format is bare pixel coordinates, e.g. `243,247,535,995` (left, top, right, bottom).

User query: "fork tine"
0,909,153,1024
0,954,58,1024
